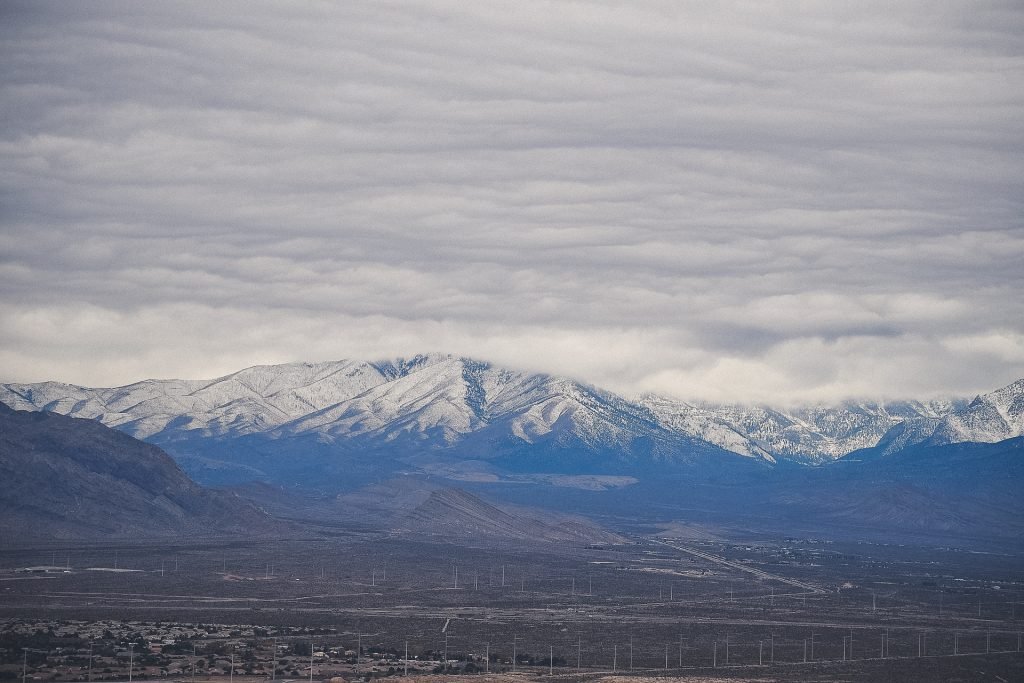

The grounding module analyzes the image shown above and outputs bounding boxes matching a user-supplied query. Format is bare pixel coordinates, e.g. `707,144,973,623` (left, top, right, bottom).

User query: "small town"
0,619,474,682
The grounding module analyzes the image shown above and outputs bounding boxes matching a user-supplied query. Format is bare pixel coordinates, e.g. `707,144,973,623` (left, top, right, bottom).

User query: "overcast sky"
1,1,1022,403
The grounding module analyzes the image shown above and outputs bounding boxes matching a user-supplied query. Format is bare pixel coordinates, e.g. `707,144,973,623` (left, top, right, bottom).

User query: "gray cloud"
1,0,1023,403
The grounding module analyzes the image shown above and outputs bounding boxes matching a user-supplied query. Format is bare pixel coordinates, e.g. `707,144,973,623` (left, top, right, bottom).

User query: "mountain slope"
0,360,395,440
0,403,274,538
0,356,770,490
871,379,1024,455
339,479,625,544
1,357,1017,478
639,395,961,463
782,436,1024,540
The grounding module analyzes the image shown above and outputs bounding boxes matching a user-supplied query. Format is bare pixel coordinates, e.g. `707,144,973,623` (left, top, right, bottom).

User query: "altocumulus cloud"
1,1,1022,403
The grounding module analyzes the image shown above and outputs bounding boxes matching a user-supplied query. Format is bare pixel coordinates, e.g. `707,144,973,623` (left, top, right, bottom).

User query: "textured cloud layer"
1,1,1022,402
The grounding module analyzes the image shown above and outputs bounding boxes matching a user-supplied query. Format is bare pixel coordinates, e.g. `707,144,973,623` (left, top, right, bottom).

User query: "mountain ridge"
1,355,1020,473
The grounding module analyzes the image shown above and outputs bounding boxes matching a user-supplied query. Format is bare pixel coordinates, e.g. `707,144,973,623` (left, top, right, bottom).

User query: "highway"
651,538,826,594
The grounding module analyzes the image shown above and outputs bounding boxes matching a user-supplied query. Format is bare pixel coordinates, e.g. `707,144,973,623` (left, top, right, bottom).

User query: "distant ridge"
402,487,625,544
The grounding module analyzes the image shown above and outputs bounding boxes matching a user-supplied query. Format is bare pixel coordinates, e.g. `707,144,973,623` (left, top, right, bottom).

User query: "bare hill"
0,403,275,539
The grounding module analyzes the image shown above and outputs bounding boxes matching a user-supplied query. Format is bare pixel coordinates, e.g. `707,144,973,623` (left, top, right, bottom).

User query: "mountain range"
2,354,1022,544
1,354,1019,473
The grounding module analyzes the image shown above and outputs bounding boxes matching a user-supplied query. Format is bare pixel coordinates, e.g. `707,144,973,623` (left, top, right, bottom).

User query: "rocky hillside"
0,403,274,538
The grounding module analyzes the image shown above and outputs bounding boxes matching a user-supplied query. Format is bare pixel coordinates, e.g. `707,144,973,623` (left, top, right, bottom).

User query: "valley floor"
1,531,1022,683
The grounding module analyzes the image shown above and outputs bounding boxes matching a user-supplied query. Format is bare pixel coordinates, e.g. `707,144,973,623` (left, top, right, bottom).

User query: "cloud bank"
1,1,1022,402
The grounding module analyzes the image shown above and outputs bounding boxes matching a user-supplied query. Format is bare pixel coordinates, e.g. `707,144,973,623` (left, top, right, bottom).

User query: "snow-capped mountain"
640,395,962,463
0,355,767,481
0,358,394,440
1,356,1017,473
872,378,1024,454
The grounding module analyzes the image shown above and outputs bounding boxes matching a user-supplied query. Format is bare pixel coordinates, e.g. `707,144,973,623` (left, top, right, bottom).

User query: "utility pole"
770,634,774,663
629,637,633,671
192,643,197,683
512,635,517,673
230,652,234,683
128,643,136,683
549,645,553,675
577,637,581,673
485,643,489,673
713,642,717,668
271,639,276,682
612,645,616,672
404,641,408,677
87,642,93,683
309,643,313,683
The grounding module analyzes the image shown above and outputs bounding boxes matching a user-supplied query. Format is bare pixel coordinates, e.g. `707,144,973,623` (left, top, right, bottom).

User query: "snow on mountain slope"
271,356,744,467
0,356,1013,465
637,395,960,463
640,396,773,460
926,379,1024,445
279,356,484,444
0,360,395,441
866,379,1024,452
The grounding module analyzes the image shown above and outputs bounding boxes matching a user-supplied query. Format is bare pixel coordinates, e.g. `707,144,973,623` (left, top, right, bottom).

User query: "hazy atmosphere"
2,1,1022,402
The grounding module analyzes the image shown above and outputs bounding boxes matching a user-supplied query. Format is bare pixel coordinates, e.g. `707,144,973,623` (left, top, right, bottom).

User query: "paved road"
651,538,825,594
